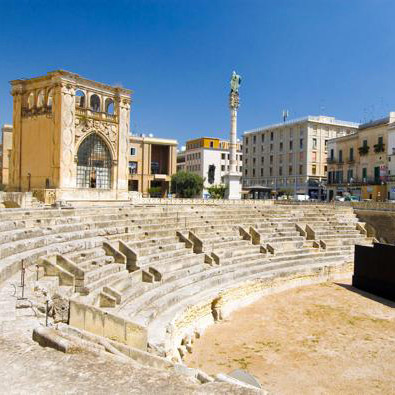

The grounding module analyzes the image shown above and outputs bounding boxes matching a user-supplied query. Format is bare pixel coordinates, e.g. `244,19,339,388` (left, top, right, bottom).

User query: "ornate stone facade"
8,70,132,201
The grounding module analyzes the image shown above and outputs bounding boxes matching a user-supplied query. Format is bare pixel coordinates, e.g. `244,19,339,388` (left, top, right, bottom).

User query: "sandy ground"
185,280,395,395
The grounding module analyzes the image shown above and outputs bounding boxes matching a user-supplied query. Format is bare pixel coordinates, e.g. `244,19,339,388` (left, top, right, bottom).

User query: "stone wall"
69,300,147,350
354,210,395,244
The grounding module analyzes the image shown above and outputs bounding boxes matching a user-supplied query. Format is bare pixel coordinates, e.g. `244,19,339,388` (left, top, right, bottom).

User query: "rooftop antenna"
282,109,289,122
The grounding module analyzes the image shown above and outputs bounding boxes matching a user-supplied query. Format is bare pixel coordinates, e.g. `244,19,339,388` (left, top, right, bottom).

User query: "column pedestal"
224,172,241,200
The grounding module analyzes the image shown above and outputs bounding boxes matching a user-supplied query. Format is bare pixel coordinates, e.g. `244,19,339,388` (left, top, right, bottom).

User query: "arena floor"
185,279,395,395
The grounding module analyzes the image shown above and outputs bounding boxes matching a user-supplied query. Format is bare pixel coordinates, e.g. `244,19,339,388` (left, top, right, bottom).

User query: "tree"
171,172,204,198
207,184,227,199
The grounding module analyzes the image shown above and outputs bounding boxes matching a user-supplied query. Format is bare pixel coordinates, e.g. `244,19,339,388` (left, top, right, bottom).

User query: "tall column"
224,73,242,200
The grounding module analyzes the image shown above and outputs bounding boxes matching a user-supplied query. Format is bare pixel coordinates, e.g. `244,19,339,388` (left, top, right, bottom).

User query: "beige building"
243,116,359,199
178,137,242,198
327,112,395,201
0,124,13,186
8,70,131,203
128,135,177,197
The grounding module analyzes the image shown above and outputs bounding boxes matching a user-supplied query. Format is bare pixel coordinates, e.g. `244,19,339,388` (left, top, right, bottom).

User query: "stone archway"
76,133,112,189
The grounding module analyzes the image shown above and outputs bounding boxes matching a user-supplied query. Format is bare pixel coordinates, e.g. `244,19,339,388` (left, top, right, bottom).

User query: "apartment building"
0,124,12,187
242,116,359,199
128,134,178,197
178,137,242,198
327,112,395,201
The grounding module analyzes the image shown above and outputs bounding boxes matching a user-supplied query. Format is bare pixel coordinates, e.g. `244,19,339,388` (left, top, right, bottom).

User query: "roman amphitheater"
1,197,393,393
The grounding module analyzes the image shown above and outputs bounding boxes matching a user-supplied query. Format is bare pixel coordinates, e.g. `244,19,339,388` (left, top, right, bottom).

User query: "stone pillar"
224,91,241,200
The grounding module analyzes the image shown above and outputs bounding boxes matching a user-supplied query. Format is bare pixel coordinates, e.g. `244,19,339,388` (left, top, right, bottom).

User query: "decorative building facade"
8,70,131,202
242,116,359,199
327,112,395,201
128,135,177,197
0,124,12,186
178,137,242,198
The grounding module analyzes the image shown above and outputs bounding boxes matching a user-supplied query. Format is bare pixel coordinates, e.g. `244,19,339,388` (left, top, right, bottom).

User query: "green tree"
171,172,204,198
207,184,227,199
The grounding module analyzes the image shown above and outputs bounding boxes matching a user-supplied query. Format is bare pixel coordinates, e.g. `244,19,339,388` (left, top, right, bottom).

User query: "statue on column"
230,71,242,93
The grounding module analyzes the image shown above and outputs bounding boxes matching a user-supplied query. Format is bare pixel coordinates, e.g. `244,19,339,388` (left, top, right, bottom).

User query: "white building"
177,137,242,198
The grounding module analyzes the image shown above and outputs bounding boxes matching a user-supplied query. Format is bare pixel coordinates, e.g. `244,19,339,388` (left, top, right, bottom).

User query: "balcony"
358,145,370,155
75,107,118,123
347,158,355,164
327,158,337,164
327,176,387,186
373,143,385,153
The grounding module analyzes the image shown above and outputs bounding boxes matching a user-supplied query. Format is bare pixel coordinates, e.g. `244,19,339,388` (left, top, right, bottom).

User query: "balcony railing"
373,143,385,153
327,176,387,186
75,107,118,122
358,146,370,155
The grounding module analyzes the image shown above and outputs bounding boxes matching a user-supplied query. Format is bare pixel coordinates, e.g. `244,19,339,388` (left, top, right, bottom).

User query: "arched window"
76,133,112,189
27,93,35,109
37,90,45,107
75,90,86,108
105,98,114,114
47,89,53,108
90,94,101,112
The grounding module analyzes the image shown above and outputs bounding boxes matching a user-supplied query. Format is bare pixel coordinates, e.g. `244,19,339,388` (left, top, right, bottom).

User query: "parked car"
296,194,310,201
335,196,345,202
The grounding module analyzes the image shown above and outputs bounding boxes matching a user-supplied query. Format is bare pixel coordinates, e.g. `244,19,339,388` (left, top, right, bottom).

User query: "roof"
359,116,389,130
244,115,359,135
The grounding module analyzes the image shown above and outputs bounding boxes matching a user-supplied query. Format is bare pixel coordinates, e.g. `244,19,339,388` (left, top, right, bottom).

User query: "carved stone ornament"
75,117,118,154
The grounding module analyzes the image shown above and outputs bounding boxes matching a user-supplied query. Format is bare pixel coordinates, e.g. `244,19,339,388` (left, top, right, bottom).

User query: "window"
253,135,256,144
221,153,225,159
299,164,303,175
151,161,160,174
130,147,136,156
269,167,273,176
261,135,264,143
227,154,230,159
77,133,112,189
270,155,273,164
47,89,53,108
270,143,273,152
253,157,256,165
128,161,138,174
312,151,317,162
378,136,383,145
252,168,256,176
324,139,328,150
349,147,354,161
300,138,304,149
330,149,334,161
362,167,367,180
279,167,283,176
221,165,225,171
37,90,45,107
75,90,85,108
363,139,368,148
347,169,353,182
27,92,34,109
253,146,256,153
270,132,274,141
105,98,114,114
312,164,317,175
280,142,283,152
324,165,327,173
246,147,248,154
239,155,243,161
90,94,101,112
339,150,343,163
312,138,317,150
209,141,214,148
289,165,293,175
245,169,248,176
261,157,264,164
245,137,249,145
289,140,293,150
260,168,263,176
245,158,248,165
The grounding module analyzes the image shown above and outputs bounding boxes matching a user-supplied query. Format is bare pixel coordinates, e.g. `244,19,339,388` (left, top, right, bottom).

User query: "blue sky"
0,0,394,146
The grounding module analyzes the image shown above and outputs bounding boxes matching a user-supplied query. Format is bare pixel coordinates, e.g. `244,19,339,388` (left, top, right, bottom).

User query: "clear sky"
0,0,394,146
